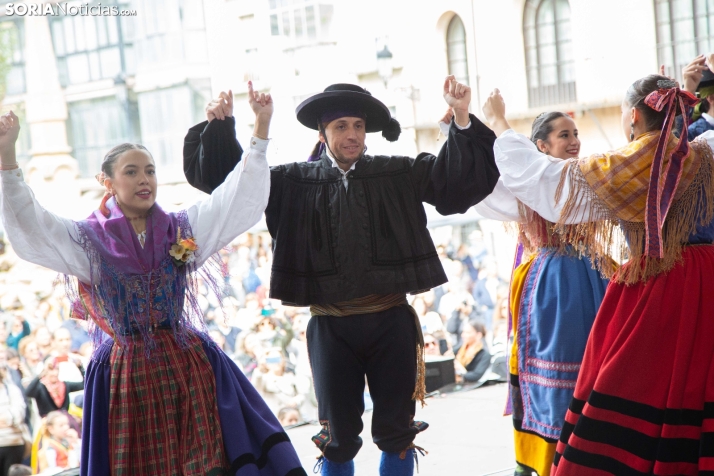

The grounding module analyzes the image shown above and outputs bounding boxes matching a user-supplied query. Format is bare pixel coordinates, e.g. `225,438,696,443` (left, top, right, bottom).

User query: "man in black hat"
183,76,499,476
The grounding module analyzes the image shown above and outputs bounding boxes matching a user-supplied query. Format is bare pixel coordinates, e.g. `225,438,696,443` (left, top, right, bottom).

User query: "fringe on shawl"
509,200,614,277
65,211,225,357
555,139,714,284
515,202,561,255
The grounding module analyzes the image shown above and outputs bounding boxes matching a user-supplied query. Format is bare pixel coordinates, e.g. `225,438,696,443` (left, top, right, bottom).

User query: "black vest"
267,153,449,305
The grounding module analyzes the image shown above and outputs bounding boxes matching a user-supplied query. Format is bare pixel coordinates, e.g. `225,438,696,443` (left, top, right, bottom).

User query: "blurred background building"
0,0,709,269
0,3,710,459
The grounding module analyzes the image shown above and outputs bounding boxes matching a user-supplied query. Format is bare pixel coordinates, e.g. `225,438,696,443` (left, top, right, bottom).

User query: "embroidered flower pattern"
169,226,198,266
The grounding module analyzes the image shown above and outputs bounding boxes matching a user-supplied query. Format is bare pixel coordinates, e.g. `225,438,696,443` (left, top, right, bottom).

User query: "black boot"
514,463,533,476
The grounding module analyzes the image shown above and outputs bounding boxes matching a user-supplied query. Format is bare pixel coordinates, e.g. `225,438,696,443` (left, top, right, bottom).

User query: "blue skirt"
515,250,608,440
80,334,307,476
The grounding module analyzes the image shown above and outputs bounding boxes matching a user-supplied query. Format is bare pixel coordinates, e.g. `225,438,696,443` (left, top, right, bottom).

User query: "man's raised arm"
183,89,240,194
409,76,500,215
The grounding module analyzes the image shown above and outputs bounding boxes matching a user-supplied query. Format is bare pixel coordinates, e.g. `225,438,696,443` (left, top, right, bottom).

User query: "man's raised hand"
443,76,471,127
206,90,233,122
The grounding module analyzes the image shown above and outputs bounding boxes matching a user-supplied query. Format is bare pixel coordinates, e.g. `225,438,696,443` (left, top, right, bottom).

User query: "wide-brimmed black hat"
699,68,714,91
296,84,401,141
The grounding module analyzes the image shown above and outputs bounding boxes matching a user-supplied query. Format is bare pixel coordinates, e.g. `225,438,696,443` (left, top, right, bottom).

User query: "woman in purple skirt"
0,84,306,475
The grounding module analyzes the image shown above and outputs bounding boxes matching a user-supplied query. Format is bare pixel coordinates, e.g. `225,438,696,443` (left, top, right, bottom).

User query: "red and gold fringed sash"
512,201,616,276
72,281,117,341
514,203,561,255
310,294,427,406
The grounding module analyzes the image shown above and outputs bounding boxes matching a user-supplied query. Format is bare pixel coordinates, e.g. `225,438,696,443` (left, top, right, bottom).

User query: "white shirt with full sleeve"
473,178,523,222
494,129,714,224
0,138,271,283
494,129,596,224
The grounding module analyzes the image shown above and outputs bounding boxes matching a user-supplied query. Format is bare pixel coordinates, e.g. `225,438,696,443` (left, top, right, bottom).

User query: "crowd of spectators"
0,227,507,474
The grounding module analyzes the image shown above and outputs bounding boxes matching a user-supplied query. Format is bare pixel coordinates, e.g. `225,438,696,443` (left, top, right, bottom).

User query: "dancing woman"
484,66,714,474
0,85,306,475
463,109,608,476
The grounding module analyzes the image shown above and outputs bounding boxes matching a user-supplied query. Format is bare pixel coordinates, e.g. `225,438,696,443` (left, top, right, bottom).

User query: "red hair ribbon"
642,83,699,258
99,192,112,218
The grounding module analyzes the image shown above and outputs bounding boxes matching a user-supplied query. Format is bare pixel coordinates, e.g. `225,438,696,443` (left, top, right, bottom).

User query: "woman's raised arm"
0,112,91,282
186,83,272,266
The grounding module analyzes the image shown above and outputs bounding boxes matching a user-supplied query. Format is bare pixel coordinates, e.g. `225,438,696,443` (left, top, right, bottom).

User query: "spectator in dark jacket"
25,357,83,418
453,320,491,383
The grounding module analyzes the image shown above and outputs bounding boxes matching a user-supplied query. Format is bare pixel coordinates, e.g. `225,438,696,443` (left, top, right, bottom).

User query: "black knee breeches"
306,305,427,463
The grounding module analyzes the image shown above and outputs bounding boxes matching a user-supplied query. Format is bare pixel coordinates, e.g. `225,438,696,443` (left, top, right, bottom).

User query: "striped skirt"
81,330,307,476
552,245,714,475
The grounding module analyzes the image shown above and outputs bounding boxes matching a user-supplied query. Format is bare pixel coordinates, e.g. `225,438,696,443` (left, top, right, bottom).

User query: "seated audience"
453,320,491,383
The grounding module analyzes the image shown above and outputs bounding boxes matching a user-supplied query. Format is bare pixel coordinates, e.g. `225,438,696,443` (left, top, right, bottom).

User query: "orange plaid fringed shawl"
555,132,714,283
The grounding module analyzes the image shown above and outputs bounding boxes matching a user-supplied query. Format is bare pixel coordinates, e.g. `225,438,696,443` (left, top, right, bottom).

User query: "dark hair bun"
625,74,682,132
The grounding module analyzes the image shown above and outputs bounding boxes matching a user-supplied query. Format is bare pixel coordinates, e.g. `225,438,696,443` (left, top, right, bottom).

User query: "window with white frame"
446,15,469,86
269,0,333,44
240,14,261,81
68,96,138,177
50,3,134,87
654,0,714,81
523,0,576,108
132,0,207,68
137,85,204,183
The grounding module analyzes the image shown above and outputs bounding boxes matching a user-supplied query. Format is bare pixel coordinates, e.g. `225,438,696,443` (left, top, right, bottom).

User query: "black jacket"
25,377,84,417
183,116,499,305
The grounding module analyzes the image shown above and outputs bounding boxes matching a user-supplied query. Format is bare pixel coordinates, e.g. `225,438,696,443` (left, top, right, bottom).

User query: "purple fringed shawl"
65,197,221,355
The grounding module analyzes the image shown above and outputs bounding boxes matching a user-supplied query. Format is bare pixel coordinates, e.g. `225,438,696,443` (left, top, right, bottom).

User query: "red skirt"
552,245,714,476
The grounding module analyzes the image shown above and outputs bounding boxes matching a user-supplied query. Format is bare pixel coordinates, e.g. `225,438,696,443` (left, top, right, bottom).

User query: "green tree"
0,22,18,104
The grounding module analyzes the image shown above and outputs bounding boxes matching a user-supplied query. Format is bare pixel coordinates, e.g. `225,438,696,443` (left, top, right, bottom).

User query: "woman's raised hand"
482,89,513,137
482,89,506,126
0,111,20,166
249,81,273,140
248,81,273,120
206,90,233,122
439,108,454,125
